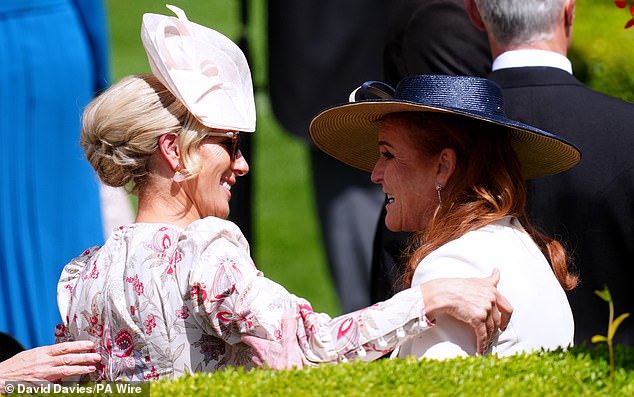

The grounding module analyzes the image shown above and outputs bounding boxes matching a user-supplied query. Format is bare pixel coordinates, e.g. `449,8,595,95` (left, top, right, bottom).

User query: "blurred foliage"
571,0,634,103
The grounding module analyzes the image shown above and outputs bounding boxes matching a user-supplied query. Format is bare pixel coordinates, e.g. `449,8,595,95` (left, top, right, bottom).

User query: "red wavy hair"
384,112,578,291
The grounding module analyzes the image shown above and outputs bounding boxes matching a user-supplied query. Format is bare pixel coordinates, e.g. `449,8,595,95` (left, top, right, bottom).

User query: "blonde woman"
56,6,511,381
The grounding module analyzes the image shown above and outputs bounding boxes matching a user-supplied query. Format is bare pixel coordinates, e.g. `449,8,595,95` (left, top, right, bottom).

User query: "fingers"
48,341,95,356
56,364,98,380
242,335,266,368
472,270,505,353
279,314,303,370
490,295,501,331
0,342,99,384
485,308,495,342
474,321,487,354
280,312,298,338
495,291,513,330
251,356,264,368
420,272,511,355
62,354,73,366
42,351,100,381
59,352,101,366
45,343,100,380
241,334,263,350
487,268,500,286
486,268,513,330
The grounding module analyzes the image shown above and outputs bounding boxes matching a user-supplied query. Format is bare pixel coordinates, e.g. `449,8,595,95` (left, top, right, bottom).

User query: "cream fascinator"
141,4,256,132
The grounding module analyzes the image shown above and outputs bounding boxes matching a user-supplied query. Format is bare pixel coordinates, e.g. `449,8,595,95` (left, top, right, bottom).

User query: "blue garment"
0,0,109,349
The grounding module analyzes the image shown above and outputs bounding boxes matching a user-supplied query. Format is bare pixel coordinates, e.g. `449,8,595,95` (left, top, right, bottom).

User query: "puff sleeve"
180,218,434,363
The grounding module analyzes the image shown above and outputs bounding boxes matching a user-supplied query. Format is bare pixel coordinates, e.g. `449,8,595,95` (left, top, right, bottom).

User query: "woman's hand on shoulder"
420,268,513,354
241,312,305,370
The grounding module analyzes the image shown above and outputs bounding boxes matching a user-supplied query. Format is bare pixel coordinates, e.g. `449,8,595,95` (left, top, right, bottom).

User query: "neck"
490,36,568,61
135,179,201,228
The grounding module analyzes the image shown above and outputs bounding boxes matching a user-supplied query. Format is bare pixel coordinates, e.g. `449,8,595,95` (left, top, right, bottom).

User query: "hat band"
394,75,506,118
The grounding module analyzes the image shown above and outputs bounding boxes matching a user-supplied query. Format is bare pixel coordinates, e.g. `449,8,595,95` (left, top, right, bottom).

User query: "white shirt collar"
492,49,573,74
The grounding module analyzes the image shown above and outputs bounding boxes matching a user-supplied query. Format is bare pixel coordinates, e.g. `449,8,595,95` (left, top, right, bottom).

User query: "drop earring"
173,165,188,182
435,183,443,204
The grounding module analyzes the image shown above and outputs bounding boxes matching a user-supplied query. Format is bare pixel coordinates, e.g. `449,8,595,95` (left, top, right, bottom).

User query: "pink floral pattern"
126,274,144,296
57,217,431,381
82,262,99,280
175,306,189,319
144,314,157,335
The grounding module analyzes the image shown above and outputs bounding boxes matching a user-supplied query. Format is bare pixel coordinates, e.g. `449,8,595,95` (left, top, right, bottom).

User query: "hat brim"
309,101,581,179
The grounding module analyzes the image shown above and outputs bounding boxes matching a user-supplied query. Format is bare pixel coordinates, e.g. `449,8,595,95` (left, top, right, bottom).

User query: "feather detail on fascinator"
141,4,256,132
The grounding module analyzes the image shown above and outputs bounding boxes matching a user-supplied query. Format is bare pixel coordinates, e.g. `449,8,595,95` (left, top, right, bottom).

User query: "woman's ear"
436,148,456,186
158,133,181,171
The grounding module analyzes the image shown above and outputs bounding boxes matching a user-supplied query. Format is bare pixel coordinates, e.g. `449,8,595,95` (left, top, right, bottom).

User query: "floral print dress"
56,217,432,381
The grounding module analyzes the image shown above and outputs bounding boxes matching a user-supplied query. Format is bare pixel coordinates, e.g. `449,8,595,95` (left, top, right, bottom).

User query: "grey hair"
80,74,209,192
474,0,566,48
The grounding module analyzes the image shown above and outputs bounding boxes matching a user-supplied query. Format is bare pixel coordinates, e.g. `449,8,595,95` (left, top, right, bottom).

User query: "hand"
241,312,304,370
420,269,513,354
0,341,100,392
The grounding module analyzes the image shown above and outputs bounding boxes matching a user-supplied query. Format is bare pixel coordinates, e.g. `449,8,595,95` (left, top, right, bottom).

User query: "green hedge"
151,344,634,397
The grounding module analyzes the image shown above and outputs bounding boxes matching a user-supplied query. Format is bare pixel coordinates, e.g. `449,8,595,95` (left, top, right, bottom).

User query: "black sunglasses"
222,134,241,161
207,132,241,161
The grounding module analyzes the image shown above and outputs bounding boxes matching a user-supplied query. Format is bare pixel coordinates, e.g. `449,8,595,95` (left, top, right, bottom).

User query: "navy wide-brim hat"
309,74,581,179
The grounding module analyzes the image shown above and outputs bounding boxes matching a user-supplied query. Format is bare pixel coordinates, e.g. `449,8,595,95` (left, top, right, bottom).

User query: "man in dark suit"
371,0,492,303
268,0,387,312
466,0,634,345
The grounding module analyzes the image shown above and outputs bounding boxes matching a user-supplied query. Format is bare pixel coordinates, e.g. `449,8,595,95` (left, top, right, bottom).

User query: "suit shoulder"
583,86,634,110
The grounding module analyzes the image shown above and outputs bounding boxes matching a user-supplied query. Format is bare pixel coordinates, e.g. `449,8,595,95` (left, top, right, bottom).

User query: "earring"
173,166,188,182
435,183,443,204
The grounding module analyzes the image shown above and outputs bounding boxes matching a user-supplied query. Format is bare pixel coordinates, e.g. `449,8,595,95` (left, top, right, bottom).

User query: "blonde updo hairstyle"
80,74,209,193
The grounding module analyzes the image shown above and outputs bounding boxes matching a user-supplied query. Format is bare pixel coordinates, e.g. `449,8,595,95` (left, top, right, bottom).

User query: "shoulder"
489,67,579,89
490,67,634,109
61,245,103,277
183,217,244,237
59,224,158,279
431,218,523,256
582,87,634,112
180,217,249,250
413,219,536,283
178,217,252,270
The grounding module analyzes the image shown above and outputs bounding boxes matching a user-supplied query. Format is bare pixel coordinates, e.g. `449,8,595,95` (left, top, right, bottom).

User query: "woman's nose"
370,159,384,185
233,150,249,176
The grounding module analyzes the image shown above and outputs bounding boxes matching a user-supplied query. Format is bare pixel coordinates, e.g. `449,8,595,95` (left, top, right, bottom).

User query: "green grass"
250,94,336,313
105,0,634,319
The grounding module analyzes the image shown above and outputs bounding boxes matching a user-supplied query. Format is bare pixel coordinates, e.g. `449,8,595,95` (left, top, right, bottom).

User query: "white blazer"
395,216,574,359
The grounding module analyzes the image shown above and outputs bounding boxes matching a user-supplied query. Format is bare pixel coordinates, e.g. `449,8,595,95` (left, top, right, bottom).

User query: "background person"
55,6,512,381
268,0,387,312
310,74,579,358
466,0,634,345
0,0,113,350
